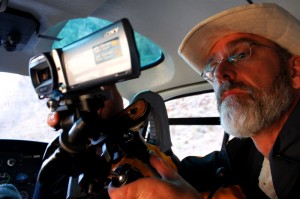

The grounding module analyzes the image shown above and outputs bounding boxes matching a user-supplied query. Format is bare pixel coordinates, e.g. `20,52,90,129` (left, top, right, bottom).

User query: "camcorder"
28,19,176,198
29,18,140,99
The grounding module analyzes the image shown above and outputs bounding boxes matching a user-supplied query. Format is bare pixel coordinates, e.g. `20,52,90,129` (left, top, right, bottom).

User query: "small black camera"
29,18,140,99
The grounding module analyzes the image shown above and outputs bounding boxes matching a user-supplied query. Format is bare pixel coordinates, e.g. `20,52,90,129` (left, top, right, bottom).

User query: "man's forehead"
206,33,276,59
208,33,277,56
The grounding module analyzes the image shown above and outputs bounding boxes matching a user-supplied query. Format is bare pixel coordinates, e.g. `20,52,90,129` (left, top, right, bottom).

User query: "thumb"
47,112,59,127
149,150,178,181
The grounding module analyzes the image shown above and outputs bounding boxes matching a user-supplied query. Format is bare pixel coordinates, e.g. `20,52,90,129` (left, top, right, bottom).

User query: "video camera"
27,19,174,198
29,18,140,99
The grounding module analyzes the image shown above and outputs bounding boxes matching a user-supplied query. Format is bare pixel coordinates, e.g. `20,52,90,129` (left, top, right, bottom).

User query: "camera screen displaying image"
65,37,124,86
29,18,140,98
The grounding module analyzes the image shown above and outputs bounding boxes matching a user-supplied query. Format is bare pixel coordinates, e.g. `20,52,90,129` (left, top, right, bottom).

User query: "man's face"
207,33,294,137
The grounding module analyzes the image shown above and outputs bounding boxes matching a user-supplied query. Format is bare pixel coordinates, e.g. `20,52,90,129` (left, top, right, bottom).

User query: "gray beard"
216,70,293,138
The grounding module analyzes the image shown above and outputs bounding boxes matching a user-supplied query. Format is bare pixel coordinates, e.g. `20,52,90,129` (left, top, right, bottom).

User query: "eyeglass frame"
200,41,281,84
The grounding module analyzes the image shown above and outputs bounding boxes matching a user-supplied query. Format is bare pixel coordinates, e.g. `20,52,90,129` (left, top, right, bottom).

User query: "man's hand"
108,150,202,199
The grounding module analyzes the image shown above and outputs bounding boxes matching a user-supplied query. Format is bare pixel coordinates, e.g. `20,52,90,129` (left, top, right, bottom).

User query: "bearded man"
109,3,300,199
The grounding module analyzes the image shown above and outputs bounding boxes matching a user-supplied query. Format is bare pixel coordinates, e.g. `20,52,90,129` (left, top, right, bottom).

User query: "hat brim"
178,3,300,74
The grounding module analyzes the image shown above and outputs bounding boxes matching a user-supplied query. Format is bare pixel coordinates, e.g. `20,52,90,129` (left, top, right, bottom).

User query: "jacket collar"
270,99,300,198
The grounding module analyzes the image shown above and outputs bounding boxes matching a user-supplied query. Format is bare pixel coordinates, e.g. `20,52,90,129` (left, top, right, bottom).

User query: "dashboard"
0,140,47,199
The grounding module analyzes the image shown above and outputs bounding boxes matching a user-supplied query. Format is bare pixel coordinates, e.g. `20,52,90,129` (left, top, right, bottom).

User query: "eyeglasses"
201,42,275,84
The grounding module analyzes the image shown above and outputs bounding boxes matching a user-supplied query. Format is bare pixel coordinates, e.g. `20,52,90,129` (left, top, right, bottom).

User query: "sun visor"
0,8,39,51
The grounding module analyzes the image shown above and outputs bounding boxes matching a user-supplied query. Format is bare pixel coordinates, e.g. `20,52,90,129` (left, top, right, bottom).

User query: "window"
51,17,163,69
165,93,225,160
0,72,129,142
0,72,57,142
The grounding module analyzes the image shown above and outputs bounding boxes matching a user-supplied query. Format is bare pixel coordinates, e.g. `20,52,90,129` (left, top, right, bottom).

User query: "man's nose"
214,60,237,84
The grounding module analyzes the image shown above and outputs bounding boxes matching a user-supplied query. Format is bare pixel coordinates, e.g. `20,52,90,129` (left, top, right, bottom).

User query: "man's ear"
289,55,300,89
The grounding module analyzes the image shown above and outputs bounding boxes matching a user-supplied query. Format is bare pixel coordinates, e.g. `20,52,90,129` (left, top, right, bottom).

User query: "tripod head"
37,87,152,198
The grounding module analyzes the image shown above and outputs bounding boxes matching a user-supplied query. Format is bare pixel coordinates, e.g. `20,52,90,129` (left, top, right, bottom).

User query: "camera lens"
37,67,51,84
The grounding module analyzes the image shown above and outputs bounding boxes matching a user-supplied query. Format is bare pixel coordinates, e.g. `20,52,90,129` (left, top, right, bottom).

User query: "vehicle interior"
1,0,299,198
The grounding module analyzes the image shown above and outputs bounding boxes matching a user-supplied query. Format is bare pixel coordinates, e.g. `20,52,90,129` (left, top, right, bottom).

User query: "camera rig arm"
36,93,165,198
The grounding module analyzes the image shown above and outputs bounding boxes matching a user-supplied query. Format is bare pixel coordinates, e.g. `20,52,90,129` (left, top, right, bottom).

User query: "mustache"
216,81,255,103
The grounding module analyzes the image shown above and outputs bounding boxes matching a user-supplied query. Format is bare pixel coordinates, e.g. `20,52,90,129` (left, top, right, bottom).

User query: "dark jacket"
180,100,300,199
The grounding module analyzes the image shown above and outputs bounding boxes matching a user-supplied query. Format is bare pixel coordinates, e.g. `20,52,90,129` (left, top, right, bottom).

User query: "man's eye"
228,54,237,62
237,51,249,59
230,44,251,61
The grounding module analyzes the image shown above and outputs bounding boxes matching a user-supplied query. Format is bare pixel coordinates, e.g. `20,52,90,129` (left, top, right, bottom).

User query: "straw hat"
178,3,300,75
